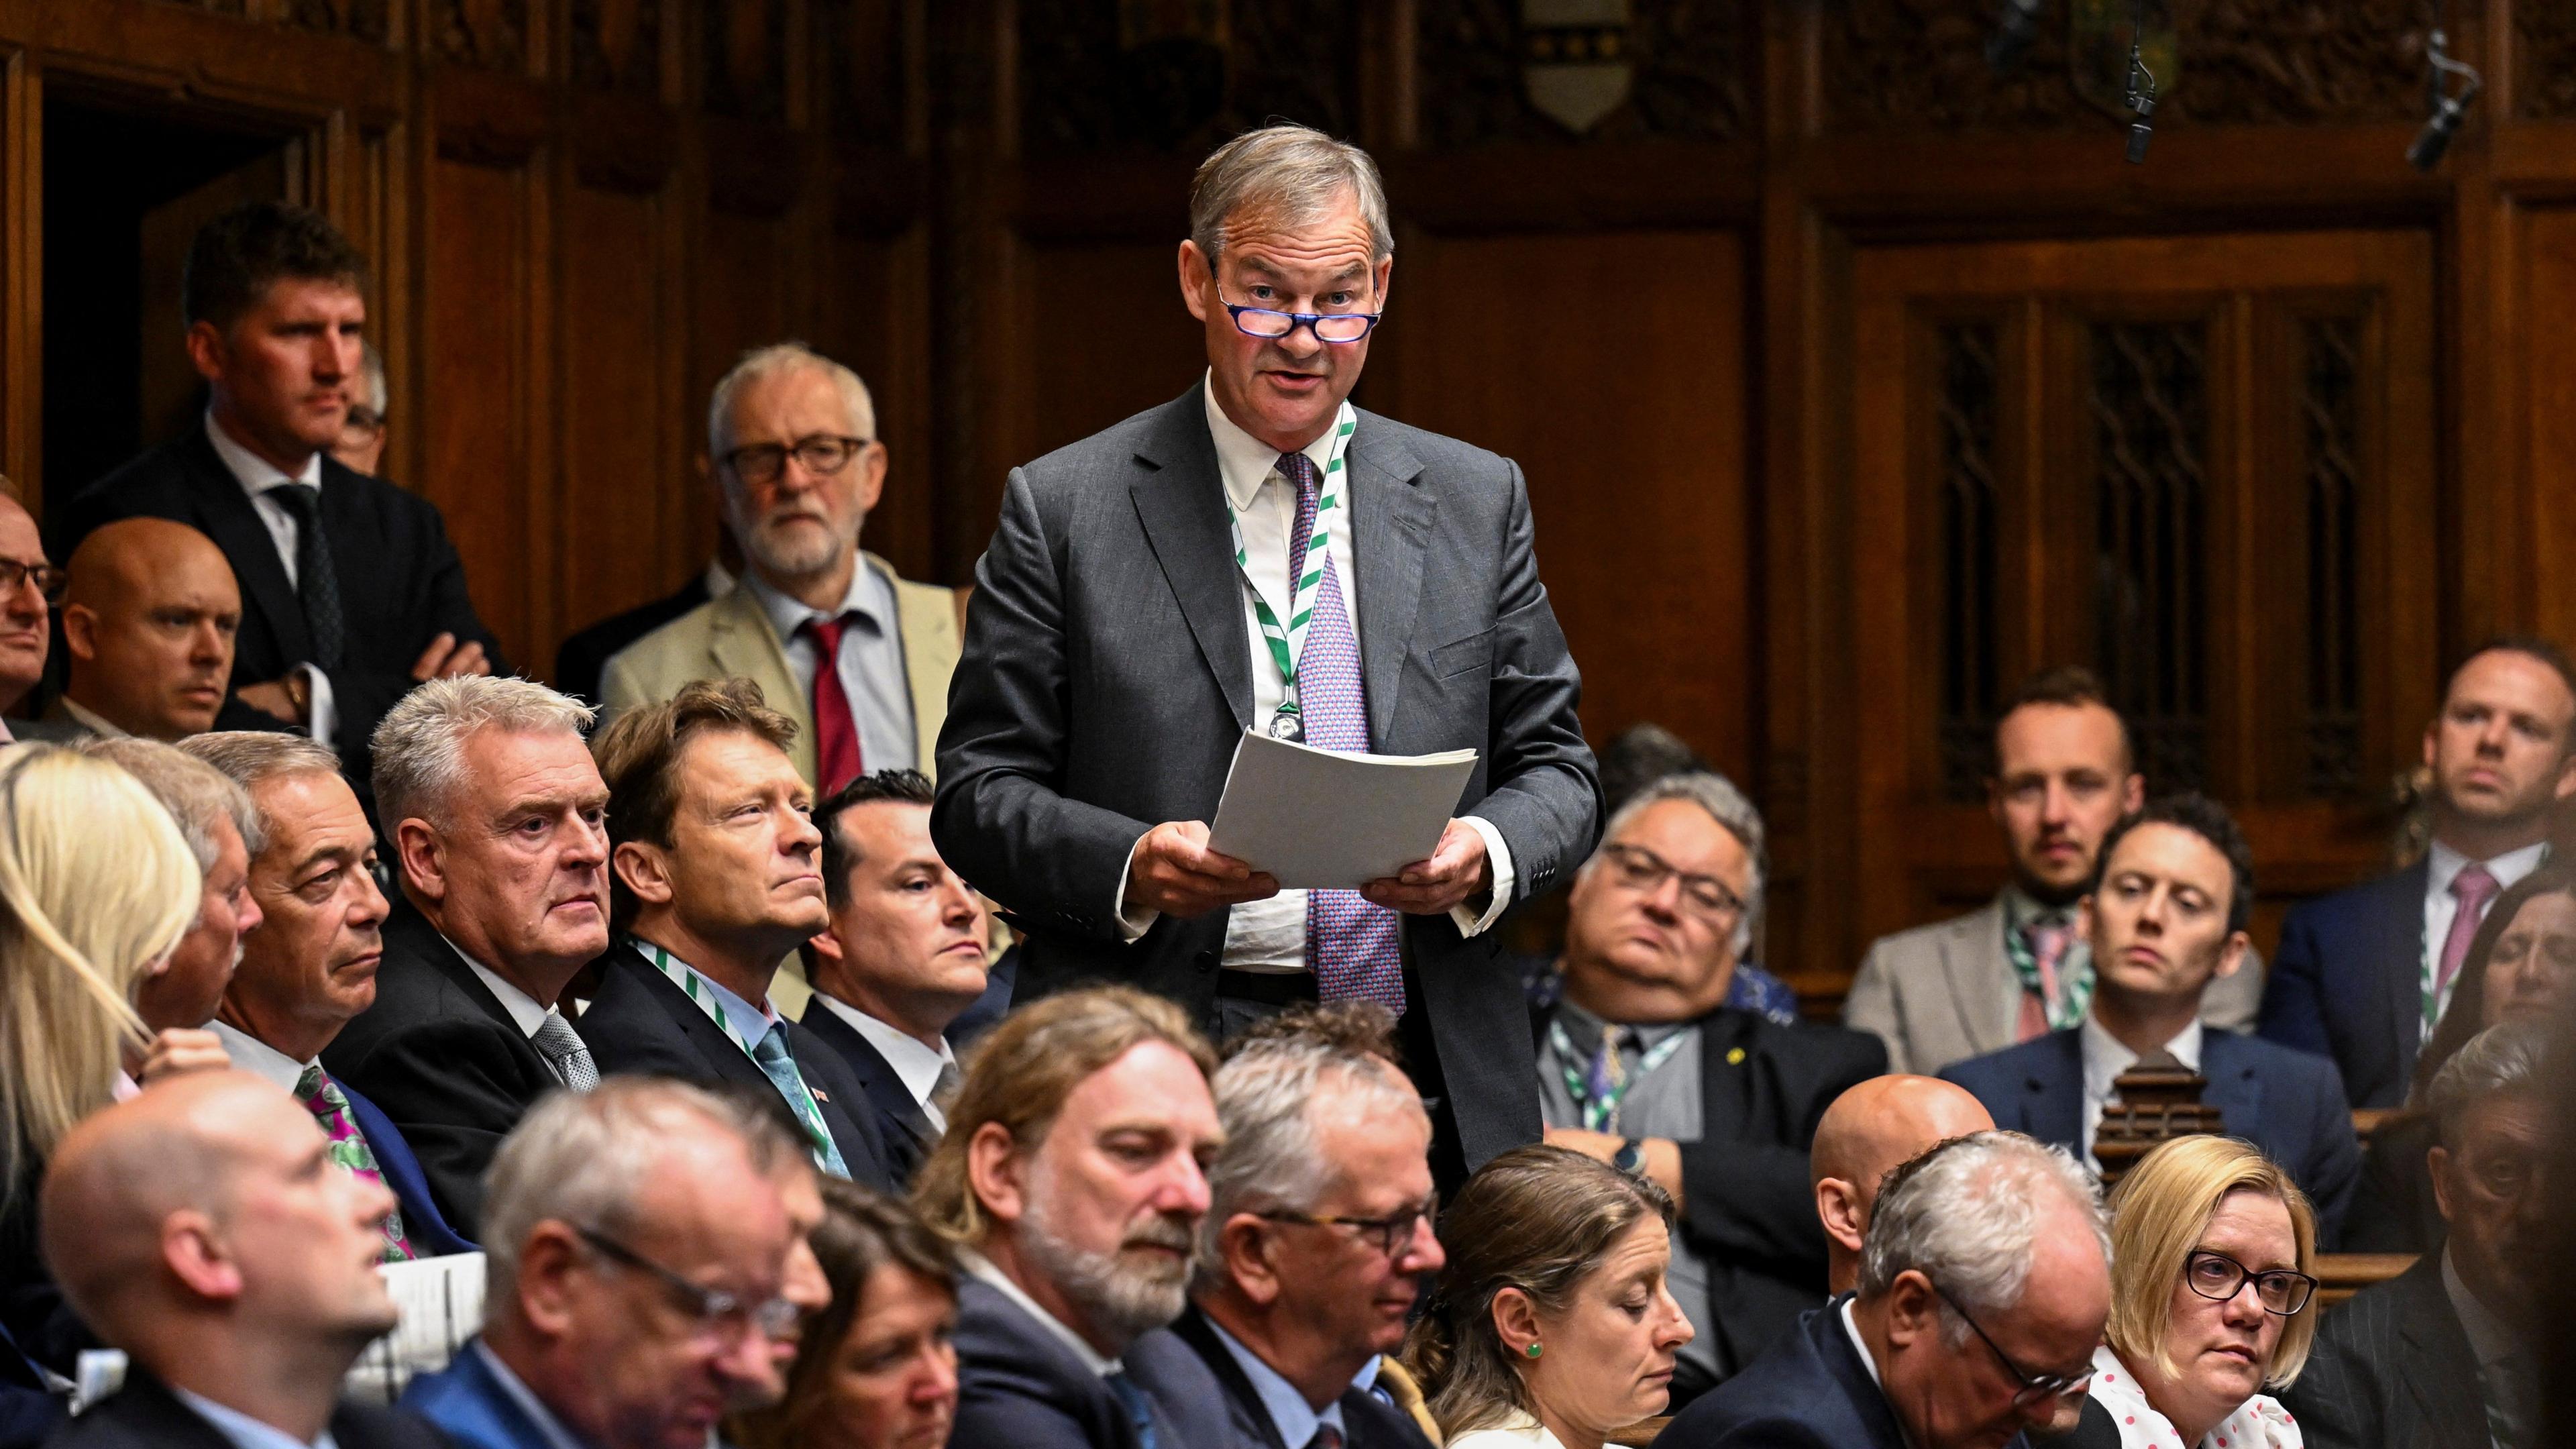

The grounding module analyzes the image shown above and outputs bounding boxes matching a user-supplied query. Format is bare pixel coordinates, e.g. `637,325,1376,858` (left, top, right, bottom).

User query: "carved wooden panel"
2520,210,2576,650
1418,0,1751,146
571,0,661,95
282,0,393,41
704,0,790,122
433,0,529,70
1936,320,2005,801
559,181,678,619
2519,5,2576,119
2088,320,2212,793
817,0,907,144
424,155,539,669
814,229,933,578
1019,0,1358,154
152,0,251,19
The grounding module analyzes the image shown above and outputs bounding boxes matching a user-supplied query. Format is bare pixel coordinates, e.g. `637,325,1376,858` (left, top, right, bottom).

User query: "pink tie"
2016,920,2074,1041
2436,863,2500,1006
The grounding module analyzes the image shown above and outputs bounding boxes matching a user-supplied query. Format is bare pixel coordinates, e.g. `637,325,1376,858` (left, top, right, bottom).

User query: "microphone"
2123,46,2157,164
1987,0,2047,72
2408,24,2484,172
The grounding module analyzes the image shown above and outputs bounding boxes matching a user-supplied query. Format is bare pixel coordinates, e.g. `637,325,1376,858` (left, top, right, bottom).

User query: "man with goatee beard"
912,986,1237,1449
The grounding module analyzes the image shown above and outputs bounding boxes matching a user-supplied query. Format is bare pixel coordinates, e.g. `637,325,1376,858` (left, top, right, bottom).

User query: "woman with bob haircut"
2088,1135,2320,1448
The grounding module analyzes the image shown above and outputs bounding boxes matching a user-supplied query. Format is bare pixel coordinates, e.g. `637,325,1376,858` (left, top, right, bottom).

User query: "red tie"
800,613,863,793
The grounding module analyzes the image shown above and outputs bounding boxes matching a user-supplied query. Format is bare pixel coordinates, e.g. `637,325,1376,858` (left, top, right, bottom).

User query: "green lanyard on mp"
1224,402,1358,732
1549,1019,1689,1136
637,940,840,1173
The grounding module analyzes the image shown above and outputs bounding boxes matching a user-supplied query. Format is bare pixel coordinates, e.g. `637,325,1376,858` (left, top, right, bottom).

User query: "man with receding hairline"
50,518,242,741
40,1070,443,1449
0,484,58,741
1809,1075,1994,1297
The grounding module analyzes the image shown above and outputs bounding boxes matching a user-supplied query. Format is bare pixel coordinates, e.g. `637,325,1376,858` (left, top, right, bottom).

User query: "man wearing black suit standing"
933,123,1599,1185
56,201,500,790
323,676,610,1237
580,676,894,1191
798,769,991,1184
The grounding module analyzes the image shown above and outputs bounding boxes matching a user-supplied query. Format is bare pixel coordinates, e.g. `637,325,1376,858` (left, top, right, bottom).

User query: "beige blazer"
1843,893,2266,1077
596,551,960,784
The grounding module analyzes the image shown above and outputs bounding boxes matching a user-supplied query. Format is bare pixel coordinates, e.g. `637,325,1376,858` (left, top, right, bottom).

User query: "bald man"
52,519,242,741
1810,1075,1995,1296
40,1071,446,1449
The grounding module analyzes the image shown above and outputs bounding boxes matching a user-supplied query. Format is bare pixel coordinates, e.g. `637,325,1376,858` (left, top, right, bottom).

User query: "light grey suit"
931,384,1599,1171
1843,894,2266,1077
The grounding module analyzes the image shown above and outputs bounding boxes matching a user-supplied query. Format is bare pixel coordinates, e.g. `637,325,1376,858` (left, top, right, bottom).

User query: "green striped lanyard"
1548,1020,1689,1136
636,940,839,1172
1224,402,1358,725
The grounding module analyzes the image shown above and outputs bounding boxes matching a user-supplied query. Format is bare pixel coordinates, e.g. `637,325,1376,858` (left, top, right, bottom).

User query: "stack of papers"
1207,731,1479,888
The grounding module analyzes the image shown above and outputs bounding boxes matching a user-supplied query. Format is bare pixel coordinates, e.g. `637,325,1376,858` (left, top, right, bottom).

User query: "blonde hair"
0,746,201,1186
2105,1136,2318,1390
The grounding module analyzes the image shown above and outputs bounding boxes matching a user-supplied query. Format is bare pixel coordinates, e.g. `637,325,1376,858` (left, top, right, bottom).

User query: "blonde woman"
2089,1136,2320,1449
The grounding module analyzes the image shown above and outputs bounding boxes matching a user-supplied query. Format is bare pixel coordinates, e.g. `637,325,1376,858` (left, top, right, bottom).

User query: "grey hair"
78,737,265,869
1589,770,1770,955
356,343,388,420
706,341,878,468
178,733,343,839
2428,1020,2551,1148
1196,1038,1426,1291
370,676,594,829
1858,1130,2107,1346
481,1078,786,1297
1189,124,1393,269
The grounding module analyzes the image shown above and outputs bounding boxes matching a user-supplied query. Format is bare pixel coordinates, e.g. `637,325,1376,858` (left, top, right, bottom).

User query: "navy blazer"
578,942,896,1193
1168,1306,1432,1449
953,1275,1237,1449
339,1079,476,1258
795,998,937,1186
52,1368,449,1449
1939,1027,2361,1244
400,1338,560,1449
2256,861,2429,1110
1654,1297,1914,1449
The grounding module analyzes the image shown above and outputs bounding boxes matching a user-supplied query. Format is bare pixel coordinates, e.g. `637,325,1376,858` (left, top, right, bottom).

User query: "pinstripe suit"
2281,1254,2491,1449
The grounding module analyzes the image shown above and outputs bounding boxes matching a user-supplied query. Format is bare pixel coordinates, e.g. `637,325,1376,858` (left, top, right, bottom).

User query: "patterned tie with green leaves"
294,1063,415,1263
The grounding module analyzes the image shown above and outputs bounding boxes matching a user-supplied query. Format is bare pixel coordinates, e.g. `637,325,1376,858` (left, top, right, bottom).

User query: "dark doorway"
42,93,299,522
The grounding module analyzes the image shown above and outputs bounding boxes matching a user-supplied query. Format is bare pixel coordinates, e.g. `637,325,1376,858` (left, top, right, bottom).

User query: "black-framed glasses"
343,405,386,434
2184,1250,2317,1316
723,434,872,487
1256,1192,1438,1257
0,559,62,604
1210,269,1383,345
1597,842,1748,922
575,1225,801,1342
1934,1286,2092,1409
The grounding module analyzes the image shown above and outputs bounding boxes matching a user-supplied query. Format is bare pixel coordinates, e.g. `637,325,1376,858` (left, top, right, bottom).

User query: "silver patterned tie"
531,1012,598,1091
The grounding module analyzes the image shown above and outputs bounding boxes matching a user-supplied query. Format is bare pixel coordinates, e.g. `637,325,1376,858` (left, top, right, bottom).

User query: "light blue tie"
1104,1371,1159,1449
750,1022,851,1178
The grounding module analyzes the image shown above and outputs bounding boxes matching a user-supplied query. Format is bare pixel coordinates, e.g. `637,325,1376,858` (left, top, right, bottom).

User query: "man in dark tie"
579,676,894,1191
1175,1004,1442,1449
796,769,990,1183
58,201,500,792
50,519,241,741
323,676,610,1238
2261,639,2576,1107
915,987,1238,1449
180,732,474,1257
932,122,1599,1184
40,1071,445,1449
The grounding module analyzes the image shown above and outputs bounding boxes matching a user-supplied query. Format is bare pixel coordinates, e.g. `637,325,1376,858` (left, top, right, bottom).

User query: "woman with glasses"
2088,1135,2319,1449
1403,1145,1695,1449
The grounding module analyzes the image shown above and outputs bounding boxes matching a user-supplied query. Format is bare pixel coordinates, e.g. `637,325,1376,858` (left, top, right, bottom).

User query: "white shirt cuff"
301,665,337,748
1113,830,1159,943
1450,816,1514,936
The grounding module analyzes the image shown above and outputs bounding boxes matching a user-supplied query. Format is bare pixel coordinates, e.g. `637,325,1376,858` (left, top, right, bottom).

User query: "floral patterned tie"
294,1063,415,1263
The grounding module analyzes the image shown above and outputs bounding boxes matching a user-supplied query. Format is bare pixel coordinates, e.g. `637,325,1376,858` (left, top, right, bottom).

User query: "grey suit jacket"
932,383,1599,1170
1844,894,2266,1077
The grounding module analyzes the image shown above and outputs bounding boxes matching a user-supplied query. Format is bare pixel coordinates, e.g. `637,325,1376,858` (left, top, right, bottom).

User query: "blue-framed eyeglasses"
1210,268,1383,343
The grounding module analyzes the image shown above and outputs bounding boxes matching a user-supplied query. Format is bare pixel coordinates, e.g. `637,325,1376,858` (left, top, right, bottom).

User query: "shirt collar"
204,411,323,495
470,1341,596,1449
207,1018,316,1096
171,1385,339,1449
2427,838,2552,900
1550,993,1692,1055
56,697,129,739
2080,1010,2203,1105
2000,881,2081,932
1202,370,1338,514
444,934,555,1039
959,1246,1122,1376
809,994,955,1104
2443,1246,2525,1371
741,552,892,645
1204,1315,1345,1447
635,938,777,1045
1838,1298,1918,1449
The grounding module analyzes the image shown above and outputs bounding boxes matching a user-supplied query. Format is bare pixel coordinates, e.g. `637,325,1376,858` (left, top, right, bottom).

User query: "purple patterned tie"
1279,451,1407,1014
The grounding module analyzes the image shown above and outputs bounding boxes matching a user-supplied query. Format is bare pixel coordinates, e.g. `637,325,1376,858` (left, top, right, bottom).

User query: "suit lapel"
178,427,315,666
1171,1308,1290,1449
2022,1031,2085,1148
874,553,959,776
2380,860,2432,1087
2392,1259,2491,1449
621,949,779,1095
706,588,816,782
1946,900,2016,1057
99,1369,246,1449
1130,388,1254,732
1696,1008,1758,1141
806,1002,935,1147
1346,415,1431,747
2198,1034,2265,1145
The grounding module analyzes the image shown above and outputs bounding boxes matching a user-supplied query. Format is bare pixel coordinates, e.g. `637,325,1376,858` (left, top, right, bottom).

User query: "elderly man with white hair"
323,676,611,1239
1534,771,1886,1403
600,342,960,790
1662,1130,2115,1449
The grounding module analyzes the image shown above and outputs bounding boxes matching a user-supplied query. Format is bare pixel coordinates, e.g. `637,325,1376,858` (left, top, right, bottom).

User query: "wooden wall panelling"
816,209,934,581
2520,204,2576,650
0,48,34,506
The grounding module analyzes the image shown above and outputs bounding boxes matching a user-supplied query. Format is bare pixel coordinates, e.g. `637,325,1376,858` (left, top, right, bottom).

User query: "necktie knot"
2455,861,2501,908
531,1011,599,1092
272,481,321,519
800,610,860,653
1277,451,1321,500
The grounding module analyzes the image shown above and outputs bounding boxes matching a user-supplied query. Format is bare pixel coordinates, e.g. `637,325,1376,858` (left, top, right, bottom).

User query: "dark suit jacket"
953,1275,1234,1449
2279,1253,2492,1449
2343,1112,2446,1254
579,941,894,1191
1534,997,1885,1381
323,907,569,1238
400,1337,561,1449
932,384,1601,1171
56,427,502,792
796,996,937,1186
552,574,714,710
1169,1305,1434,1449
1659,1297,1958,1449
1940,1026,2363,1246
337,1079,476,1258
48,1368,448,1449
2257,862,2428,1110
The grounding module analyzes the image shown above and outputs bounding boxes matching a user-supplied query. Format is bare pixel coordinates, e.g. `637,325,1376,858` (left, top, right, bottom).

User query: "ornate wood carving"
704,0,789,122
152,0,252,19
2301,314,2365,799
1935,321,2004,802
1019,0,1356,155
2090,321,2211,794
1417,0,1748,147
433,0,528,70
2518,5,2576,119
282,0,392,40
572,0,661,96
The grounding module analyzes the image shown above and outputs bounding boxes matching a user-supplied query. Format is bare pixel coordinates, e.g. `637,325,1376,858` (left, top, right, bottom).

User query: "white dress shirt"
2079,1012,2204,1170
1205,1314,1346,1449
1114,377,1513,971
202,412,339,747
445,934,580,1049
172,1385,339,1449
808,991,957,1133
957,1246,1122,1376
2422,839,2550,1032
742,557,916,773
207,1018,317,1097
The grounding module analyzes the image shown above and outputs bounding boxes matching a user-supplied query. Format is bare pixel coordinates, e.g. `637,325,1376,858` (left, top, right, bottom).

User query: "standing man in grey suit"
932,123,1599,1179
1844,667,2261,1076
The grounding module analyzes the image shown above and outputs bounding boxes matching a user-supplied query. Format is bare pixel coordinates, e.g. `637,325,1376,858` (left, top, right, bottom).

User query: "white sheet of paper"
343,1252,488,1405
1206,730,1479,888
